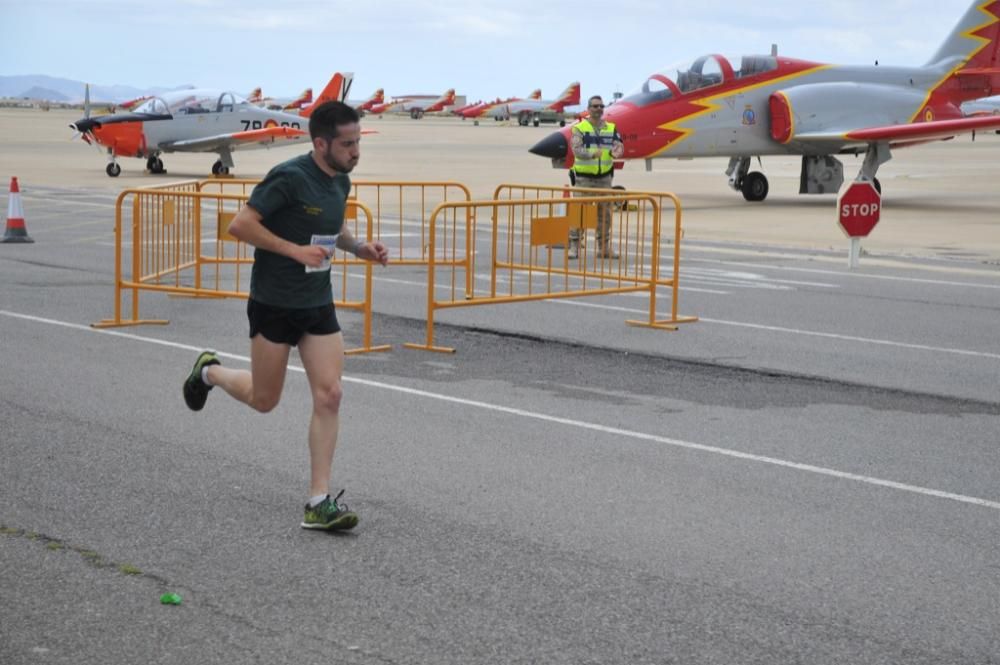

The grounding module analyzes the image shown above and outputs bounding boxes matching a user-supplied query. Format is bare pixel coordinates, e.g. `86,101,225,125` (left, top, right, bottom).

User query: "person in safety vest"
569,95,624,259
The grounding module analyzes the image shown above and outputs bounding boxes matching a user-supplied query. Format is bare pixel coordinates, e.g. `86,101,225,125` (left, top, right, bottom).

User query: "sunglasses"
589,104,605,109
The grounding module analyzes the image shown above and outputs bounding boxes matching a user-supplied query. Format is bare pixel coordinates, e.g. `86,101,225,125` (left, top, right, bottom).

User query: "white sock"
308,494,328,507
201,366,213,386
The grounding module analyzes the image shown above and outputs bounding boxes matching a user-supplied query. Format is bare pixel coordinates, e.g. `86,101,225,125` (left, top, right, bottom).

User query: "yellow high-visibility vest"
572,119,617,177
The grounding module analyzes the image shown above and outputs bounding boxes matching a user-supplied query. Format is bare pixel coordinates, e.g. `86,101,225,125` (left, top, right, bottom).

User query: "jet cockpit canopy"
620,54,778,107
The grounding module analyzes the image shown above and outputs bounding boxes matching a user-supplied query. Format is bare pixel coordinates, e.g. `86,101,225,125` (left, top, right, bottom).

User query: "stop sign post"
837,181,881,269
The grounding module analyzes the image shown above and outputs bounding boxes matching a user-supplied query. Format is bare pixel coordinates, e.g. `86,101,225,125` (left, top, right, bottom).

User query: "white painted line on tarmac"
2,308,999,513
20,194,116,209
689,256,1000,289
366,273,997,358
557,300,1000,361
697,317,1000,359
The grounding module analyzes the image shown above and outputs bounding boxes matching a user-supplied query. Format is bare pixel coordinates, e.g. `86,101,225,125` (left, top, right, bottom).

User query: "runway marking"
361,273,999,360
558,300,1000,360
2,308,999,513
21,194,117,210
689,256,1000,289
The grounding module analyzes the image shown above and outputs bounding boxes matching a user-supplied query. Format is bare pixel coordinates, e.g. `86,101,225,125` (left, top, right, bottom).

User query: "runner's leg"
207,334,290,412
297,331,345,497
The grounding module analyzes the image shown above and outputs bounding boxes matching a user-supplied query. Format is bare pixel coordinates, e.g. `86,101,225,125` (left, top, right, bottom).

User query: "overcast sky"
0,0,983,103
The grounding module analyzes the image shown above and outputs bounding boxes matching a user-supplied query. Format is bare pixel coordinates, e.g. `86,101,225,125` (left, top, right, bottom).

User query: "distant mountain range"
0,75,193,103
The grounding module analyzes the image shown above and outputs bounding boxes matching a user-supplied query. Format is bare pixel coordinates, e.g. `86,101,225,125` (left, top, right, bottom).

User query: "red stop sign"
838,182,881,237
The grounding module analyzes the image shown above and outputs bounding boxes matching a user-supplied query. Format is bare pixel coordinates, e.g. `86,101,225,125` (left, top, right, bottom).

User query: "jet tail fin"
300,73,354,118
926,1,1000,68
560,82,581,104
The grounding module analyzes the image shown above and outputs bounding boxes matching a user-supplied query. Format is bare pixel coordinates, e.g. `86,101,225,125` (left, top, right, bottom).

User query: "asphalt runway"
1,109,999,664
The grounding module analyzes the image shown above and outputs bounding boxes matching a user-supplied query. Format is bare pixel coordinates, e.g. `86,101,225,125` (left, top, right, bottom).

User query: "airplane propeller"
69,83,100,146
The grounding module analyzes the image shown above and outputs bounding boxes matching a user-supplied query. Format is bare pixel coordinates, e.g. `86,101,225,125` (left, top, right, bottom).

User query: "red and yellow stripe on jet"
908,0,1000,123
642,61,832,157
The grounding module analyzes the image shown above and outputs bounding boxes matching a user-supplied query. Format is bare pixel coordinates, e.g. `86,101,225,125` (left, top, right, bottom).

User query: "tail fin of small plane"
558,82,581,105
926,1,1000,68
283,87,313,110
548,82,581,111
300,73,354,118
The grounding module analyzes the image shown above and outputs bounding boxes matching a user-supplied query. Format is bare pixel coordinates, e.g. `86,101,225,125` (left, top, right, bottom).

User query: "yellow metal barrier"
403,192,692,353
196,178,473,276
91,187,389,354
494,183,698,332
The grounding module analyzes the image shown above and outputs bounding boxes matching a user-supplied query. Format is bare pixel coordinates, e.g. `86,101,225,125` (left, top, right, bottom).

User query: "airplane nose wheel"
740,171,769,202
146,156,165,174
106,163,121,177
212,160,230,176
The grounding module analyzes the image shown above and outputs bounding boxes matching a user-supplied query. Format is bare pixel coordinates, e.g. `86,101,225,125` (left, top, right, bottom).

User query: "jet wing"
793,115,1000,146
160,126,306,152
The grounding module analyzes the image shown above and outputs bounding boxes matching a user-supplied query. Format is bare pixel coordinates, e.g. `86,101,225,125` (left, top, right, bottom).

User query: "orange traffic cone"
2,177,34,243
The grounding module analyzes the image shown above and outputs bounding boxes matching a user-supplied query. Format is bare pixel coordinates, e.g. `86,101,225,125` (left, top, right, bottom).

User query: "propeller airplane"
70,73,354,177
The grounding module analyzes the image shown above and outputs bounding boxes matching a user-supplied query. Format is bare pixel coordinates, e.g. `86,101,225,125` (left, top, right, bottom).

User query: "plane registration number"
240,120,301,131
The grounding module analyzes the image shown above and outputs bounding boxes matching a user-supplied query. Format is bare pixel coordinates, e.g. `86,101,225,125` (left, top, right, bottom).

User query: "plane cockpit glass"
220,93,251,111
171,93,218,115
621,75,675,107
621,54,775,106
737,55,778,78
136,89,250,116
676,55,730,93
134,97,169,115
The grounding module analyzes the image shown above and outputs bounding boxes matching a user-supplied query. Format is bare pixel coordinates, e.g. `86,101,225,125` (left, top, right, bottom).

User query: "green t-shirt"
246,153,351,308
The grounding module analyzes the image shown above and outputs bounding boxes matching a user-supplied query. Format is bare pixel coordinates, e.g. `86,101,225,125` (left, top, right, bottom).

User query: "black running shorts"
247,299,341,346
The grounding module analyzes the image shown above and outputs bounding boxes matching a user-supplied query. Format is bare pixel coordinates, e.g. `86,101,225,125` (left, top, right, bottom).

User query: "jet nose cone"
529,131,568,160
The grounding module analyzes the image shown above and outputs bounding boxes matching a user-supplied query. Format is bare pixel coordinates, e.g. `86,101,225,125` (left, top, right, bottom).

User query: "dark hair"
588,95,604,107
309,101,360,141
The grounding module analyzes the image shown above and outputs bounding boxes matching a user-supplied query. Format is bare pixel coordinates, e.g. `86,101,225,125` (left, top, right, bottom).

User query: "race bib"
305,234,339,273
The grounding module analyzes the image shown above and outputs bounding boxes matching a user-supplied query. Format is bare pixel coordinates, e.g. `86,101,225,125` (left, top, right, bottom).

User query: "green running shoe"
302,490,359,531
183,350,220,411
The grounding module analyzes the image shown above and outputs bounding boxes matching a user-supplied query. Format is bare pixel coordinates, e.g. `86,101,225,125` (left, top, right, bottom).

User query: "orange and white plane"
451,90,542,117
531,0,1000,202
348,88,384,113
248,87,313,111
492,82,581,126
371,88,456,119
70,72,361,177
457,89,543,120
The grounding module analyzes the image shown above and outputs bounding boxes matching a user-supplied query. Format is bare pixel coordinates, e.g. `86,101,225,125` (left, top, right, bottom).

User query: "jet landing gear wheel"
740,171,769,202
212,160,230,176
146,156,165,174
106,163,121,177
